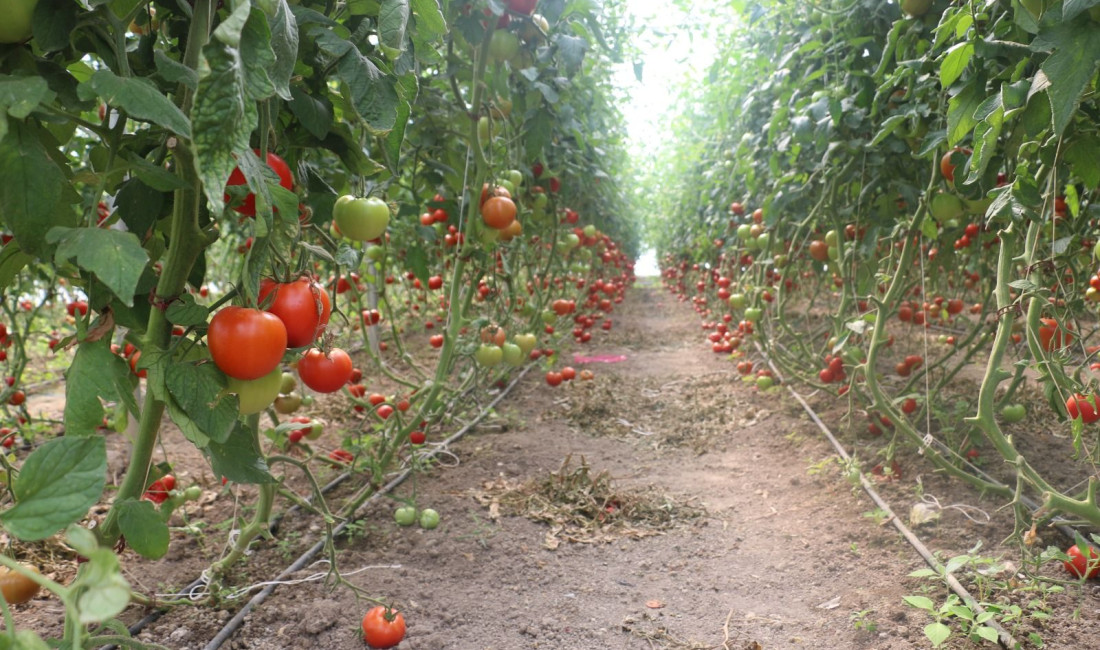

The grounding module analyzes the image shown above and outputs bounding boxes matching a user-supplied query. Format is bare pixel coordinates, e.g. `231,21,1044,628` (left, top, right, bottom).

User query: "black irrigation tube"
754,343,1021,650
100,366,531,650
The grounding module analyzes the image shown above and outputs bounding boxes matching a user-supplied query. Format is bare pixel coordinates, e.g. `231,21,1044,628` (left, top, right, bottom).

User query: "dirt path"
131,284,935,650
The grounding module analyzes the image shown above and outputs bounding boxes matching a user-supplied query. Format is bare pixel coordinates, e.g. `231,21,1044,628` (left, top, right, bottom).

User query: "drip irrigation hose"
755,343,1020,650
199,365,532,650
100,367,530,650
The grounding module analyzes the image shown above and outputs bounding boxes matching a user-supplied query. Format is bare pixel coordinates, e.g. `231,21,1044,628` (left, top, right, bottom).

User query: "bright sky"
612,1,732,276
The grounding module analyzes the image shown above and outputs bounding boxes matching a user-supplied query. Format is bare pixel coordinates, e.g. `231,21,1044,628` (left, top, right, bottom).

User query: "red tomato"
362,606,406,649
1038,317,1072,351
208,307,288,380
224,150,294,216
1065,544,1100,578
409,431,426,445
1067,394,1100,424
297,348,353,393
258,278,332,348
142,475,175,504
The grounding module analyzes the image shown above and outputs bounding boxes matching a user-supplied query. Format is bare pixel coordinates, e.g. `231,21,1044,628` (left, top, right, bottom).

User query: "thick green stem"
97,2,213,545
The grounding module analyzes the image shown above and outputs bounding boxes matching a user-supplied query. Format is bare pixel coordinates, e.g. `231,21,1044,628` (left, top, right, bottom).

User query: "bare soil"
9,283,1100,649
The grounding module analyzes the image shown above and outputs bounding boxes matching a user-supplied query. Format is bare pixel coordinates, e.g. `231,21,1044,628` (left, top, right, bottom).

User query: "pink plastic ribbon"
573,354,627,364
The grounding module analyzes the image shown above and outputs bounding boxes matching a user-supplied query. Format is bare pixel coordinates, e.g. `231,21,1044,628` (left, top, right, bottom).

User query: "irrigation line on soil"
199,365,533,650
754,345,1019,650
98,368,528,650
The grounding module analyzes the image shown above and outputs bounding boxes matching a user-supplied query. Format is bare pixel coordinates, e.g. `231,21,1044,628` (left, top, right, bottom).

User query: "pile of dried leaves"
473,455,705,549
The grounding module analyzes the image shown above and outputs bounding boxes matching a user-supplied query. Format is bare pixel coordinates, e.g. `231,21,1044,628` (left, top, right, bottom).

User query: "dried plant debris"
474,455,705,547
565,373,769,453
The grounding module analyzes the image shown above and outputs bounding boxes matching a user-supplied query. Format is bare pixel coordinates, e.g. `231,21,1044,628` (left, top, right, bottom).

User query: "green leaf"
406,243,430,283
32,0,78,52
940,42,974,89
948,604,974,620
165,362,238,444
975,625,1000,643
155,51,199,90
924,622,952,647
1064,0,1100,21
1035,23,1100,136
64,340,136,436
0,437,106,541
166,293,210,327
288,86,333,139
0,75,54,141
0,122,80,257
336,49,400,132
192,8,257,213
903,596,936,611
410,0,447,36
73,547,130,623
946,80,984,146
1066,134,1100,188
80,70,192,138
47,227,149,306
114,177,165,234
379,0,410,56
870,114,907,146
268,0,299,100
0,241,31,292
239,8,278,101
116,499,170,559
204,421,275,484
125,152,190,192
908,568,939,578
920,216,939,240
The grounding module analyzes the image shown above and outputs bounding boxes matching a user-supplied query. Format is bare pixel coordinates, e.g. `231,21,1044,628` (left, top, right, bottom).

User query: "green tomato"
563,233,581,250
514,333,538,356
1000,403,1026,423
488,30,520,62
728,293,746,310
366,245,385,262
301,394,315,407
394,506,417,527
0,0,37,44
773,254,788,269
227,367,283,415
273,391,302,414
507,169,523,189
501,342,524,367
478,116,493,142
583,224,597,238
736,224,752,241
541,310,556,325
755,375,774,390
744,307,762,322
334,195,390,242
900,0,932,16
755,233,770,251
827,245,839,261
306,421,324,440
419,508,441,529
279,372,297,395
475,344,503,367
929,192,965,223
533,193,548,210
825,230,838,247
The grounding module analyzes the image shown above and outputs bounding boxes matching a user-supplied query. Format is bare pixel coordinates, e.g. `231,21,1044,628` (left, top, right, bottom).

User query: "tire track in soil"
144,286,981,649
